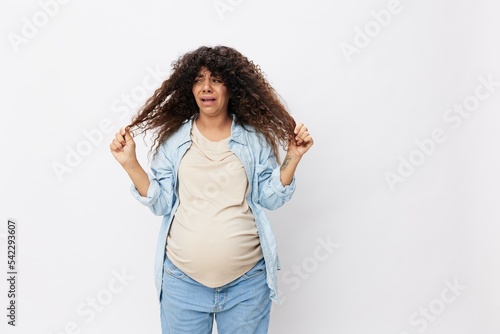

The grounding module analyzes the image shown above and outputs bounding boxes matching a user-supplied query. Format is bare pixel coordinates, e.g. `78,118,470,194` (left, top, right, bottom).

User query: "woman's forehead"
196,67,220,77
197,67,210,75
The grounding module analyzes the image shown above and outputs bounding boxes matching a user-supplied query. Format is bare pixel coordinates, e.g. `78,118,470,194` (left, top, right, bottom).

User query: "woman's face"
192,67,230,117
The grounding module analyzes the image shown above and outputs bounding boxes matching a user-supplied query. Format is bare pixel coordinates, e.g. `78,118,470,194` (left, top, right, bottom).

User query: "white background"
1,0,500,333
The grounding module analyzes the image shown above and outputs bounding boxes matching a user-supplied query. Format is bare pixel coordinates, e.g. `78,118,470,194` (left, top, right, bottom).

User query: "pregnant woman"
110,45,313,333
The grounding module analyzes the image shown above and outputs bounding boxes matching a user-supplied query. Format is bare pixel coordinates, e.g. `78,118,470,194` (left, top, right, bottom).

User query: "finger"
115,131,126,146
297,126,310,141
294,122,304,134
296,134,312,147
112,138,123,151
301,134,314,147
110,141,122,153
123,127,134,142
295,124,309,140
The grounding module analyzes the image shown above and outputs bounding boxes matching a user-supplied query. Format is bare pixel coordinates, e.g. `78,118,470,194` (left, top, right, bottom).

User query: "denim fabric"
130,115,296,303
161,255,271,334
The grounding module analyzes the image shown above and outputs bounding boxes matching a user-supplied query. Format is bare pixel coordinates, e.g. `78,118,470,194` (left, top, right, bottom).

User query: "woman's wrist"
280,153,301,186
121,158,141,171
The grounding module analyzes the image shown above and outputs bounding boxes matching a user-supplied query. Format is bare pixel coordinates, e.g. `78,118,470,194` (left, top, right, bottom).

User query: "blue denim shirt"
130,116,296,303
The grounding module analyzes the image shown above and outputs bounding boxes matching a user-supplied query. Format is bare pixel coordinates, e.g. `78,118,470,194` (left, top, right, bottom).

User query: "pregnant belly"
166,214,263,288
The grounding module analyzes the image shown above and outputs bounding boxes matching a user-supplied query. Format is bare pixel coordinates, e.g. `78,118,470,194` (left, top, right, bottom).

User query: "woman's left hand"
288,122,314,158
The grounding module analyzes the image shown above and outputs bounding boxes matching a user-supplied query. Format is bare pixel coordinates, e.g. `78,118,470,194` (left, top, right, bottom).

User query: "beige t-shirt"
166,121,263,287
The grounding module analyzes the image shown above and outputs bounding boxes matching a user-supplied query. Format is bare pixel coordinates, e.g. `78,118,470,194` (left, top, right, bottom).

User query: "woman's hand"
110,127,138,168
279,122,313,186
110,127,150,196
288,122,314,158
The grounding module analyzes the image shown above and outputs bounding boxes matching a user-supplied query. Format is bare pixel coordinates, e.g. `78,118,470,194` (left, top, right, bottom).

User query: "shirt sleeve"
129,144,176,216
256,140,296,210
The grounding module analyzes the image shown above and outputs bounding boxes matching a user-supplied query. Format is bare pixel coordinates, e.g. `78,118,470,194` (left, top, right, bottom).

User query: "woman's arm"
280,122,314,186
110,127,150,196
256,122,313,211
110,126,178,216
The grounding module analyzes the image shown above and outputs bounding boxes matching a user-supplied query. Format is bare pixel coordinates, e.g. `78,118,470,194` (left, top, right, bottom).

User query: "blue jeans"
160,255,271,334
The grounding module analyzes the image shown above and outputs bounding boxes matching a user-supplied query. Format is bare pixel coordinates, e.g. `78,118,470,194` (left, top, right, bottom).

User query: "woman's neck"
195,113,232,141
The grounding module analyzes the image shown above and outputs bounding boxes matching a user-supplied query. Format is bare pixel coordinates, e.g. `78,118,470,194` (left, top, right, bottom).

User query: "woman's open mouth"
200,97,217,106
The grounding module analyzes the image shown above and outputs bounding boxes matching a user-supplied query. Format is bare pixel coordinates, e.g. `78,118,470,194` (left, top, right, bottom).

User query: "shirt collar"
178,114,248,146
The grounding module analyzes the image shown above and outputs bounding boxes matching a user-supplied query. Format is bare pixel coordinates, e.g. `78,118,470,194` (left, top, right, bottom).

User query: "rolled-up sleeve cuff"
129,176,161,206
269,167,296,197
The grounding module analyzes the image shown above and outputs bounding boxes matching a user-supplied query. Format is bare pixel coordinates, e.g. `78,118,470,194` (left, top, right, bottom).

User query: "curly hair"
127,45,296,161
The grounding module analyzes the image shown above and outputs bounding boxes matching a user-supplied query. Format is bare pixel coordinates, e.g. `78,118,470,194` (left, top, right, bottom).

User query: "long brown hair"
128,45,296,160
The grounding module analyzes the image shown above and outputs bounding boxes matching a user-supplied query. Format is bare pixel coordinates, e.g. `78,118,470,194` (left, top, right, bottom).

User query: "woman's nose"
202,80,212,93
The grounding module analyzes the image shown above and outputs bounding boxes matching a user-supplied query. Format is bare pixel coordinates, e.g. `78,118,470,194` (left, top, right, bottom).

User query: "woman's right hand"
110,127,138,168
110,127,150,196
